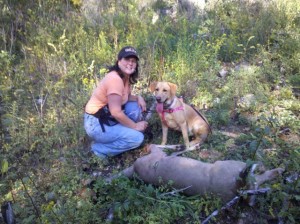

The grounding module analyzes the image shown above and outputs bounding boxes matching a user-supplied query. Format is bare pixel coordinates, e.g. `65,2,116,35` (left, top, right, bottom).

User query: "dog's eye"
155,88,159,91
163,89,167,92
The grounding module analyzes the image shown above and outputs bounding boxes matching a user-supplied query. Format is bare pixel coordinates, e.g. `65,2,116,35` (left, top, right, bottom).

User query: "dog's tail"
190,104,212,135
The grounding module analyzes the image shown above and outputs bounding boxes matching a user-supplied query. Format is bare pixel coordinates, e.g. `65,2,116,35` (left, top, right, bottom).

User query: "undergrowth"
0,0,299,223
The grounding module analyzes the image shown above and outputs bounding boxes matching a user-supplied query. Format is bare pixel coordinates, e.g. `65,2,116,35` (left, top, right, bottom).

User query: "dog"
149,81,211,150
108,144,284,202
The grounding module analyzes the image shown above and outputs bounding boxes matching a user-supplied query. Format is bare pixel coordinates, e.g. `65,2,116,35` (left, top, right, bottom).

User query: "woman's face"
118,57,137,75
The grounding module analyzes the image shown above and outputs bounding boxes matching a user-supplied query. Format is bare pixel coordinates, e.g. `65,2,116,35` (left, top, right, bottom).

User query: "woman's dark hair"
108,59,139,84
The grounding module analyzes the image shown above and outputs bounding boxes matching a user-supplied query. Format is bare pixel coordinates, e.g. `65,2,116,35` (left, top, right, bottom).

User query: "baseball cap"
118,46,139,60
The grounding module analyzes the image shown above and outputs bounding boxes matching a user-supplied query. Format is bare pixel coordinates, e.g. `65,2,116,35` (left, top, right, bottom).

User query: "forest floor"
78,115,299,223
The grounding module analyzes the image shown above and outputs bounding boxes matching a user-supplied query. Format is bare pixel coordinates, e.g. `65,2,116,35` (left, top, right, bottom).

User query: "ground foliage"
0,0,299,223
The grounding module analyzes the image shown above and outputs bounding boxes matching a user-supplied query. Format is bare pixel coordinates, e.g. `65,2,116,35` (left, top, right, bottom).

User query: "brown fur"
113,145,284,202
149,81,210,150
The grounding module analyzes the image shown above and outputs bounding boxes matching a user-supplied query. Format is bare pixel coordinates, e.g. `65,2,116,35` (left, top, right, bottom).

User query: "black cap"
118,46,139,60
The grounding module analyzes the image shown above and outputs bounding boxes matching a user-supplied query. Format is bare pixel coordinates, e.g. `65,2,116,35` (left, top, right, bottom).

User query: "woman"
84,46,148,158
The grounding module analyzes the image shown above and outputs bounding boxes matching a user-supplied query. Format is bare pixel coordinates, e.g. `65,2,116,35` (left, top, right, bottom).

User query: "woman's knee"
124,131,144,149
135,131,145,145
124,101,142,122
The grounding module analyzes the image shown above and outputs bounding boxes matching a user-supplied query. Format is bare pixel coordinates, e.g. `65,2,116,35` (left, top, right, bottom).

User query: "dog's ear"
168,82,177,96
149,82,157,92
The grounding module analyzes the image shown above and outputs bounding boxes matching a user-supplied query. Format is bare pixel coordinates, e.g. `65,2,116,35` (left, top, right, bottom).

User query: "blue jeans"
84,101,144,158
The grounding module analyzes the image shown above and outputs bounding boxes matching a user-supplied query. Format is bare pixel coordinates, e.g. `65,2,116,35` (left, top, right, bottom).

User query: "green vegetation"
0,0,299,223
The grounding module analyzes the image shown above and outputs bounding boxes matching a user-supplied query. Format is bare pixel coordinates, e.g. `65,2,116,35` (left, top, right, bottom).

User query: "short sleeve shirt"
85,71,130,114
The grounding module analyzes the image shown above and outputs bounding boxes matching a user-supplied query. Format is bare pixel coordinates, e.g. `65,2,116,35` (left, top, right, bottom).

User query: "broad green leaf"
1,159,8,174
249,140,258,151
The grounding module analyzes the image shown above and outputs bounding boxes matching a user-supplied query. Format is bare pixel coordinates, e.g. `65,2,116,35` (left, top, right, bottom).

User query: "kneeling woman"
84,46,148,158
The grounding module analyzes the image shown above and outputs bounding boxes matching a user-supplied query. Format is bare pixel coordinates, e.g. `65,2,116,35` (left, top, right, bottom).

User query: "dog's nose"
156,97,162,103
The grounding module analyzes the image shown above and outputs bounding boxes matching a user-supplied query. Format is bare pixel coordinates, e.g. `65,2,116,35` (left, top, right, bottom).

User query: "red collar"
163,105,184,113
159,105,184,126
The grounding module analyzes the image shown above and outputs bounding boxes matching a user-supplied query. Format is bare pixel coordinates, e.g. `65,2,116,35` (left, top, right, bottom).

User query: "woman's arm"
128,94,147,112
108,94,147,131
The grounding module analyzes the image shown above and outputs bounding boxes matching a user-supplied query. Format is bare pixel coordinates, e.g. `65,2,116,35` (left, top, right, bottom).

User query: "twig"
159,185,192,197
240,187,270,196
106,207,114,222
278,128,290,135
14,157,62,223
202,196,240,224
156,144,186,151
202,188,271,224
248,164,258,206
19,176,41,221
27,173,63,223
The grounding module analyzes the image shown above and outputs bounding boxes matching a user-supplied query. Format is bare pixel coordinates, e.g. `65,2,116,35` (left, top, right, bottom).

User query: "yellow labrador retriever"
149,81,211,150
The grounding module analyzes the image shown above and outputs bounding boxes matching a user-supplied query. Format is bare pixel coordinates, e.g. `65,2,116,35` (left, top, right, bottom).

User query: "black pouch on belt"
92,105,124,132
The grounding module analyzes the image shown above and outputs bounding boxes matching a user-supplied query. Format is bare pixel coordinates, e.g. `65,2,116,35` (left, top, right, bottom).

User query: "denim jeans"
84,101,144,158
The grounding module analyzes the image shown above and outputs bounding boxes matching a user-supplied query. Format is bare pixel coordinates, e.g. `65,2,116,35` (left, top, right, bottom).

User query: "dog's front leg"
180,122,190,149
161,124,169,145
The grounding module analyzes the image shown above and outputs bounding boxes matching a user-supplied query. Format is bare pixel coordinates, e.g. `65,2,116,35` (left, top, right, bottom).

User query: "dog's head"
149,81,178,104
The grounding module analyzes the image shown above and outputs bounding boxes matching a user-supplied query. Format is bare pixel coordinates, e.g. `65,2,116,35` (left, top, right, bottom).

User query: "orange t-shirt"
85,71,130,114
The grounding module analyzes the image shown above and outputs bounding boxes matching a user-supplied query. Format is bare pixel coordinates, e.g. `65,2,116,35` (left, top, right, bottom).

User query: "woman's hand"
137,95,147,112
108,94,148,131
135,121,148,132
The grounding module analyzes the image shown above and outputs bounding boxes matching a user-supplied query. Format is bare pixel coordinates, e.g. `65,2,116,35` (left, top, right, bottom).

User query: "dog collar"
159,105,184,126
163,99,174,109
163,106,184,113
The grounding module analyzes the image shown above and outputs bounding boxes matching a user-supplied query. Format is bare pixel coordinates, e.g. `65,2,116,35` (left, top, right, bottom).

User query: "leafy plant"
0,0,299,223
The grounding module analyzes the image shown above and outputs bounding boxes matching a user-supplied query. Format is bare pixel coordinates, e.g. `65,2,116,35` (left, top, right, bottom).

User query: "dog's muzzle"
155,97,162,103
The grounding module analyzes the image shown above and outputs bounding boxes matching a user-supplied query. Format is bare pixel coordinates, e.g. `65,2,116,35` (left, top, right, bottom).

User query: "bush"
0,0,299,223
